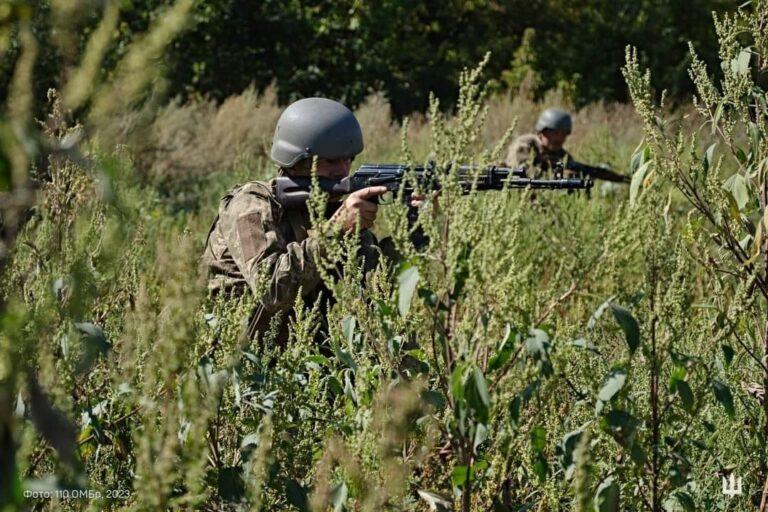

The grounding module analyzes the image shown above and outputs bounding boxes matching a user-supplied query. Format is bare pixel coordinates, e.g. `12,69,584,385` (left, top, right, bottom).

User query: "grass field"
1,4,766,511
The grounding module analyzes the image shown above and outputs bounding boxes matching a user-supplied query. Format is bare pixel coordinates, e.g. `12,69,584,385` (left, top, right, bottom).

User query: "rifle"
275,163,593,208
562,161,630,184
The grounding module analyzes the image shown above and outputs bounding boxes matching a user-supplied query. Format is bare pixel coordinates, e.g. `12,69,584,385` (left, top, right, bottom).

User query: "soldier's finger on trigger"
355,186,388,199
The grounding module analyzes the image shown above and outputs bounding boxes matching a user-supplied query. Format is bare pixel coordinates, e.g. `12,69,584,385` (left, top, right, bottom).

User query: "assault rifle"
275,163,593,208
561,161,630,184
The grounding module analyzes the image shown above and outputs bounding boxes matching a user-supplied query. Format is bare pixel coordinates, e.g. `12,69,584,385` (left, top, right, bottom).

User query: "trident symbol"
722,474,743,497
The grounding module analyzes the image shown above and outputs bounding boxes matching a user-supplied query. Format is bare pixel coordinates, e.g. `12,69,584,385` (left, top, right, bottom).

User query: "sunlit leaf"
594,477,620,512
630,160,652,205
724,174,750,210
736,48,751,75
417,490,452,511
329,481,348,512
397,264,420,316
556,426,585,479
596,369,627,414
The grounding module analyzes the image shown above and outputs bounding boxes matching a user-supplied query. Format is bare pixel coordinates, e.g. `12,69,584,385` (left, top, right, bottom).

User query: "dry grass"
109,86,650,193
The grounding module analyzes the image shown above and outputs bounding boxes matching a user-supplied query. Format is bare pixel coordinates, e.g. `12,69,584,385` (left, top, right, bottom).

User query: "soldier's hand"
331,186,388,233
409,191,440,211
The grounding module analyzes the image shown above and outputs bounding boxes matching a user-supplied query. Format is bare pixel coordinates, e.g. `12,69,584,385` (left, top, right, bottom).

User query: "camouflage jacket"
506,133,574,178
202,179,385,341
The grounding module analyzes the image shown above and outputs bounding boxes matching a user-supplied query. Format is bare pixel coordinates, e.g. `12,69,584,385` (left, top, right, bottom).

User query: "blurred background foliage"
1,0,739,117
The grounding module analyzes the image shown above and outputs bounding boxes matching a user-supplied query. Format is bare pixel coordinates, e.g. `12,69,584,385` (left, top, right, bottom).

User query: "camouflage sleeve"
567,158,631,183
218,190,326,313
582,165,631,183
506,134,541,168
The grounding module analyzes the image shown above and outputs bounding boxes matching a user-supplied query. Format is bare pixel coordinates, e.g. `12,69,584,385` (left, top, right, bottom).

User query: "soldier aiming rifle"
202,98,592,343
507,108,631,184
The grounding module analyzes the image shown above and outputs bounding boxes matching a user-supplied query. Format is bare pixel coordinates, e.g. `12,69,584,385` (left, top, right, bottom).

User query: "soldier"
202,97,392,343
506,108,629,183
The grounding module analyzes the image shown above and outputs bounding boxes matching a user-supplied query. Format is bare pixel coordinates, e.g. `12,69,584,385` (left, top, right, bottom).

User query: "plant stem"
650,274,660,512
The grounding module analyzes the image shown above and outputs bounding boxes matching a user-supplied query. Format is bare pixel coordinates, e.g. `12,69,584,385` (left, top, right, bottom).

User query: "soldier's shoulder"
220,180,278,215
511,133,540,148
506,133,542,166
228,180,274,199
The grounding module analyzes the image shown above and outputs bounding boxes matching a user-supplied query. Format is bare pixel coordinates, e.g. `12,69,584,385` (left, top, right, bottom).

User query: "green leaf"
397,264,420,316
525,329,550,359
556,427,585,478
329,481,348,512
630,160,651,206
451,465,468,487
285,479,309,512
417,287,438,308
328,376,344,396
417,490,452,512
712,102,723,135
509,395,522,427
724,173,750,209
331,343,356,372
675,380,694,413
218,467,245,502
451,243,472,299
630,443,647,465
712,379,735,418
596,369,627,414
588,300,612,329
736,48,751,75
703,142,717,172
73,322,112,374
341,315,356,345
609,303,640,355
664,490,695,512
572,338,600,354
487,324,515,372
530,425,546,453
473,423,488,452
721,344,735,366
422,390,446,411
305,354,331,368
451,364,467,402
532,455,548,482
240,432,260,452
749,121,760,158
602,410,638,449
472,367,490,408
594,477,620,512
464,367,490,424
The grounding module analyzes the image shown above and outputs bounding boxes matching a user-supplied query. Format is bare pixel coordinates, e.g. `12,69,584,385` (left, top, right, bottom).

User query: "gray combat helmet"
535,108,572,134
271,97,364,168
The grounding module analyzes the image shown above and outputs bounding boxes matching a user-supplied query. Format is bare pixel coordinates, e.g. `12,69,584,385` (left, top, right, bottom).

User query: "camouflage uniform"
202,178,385,344
507,133,630,183
506,133,574,178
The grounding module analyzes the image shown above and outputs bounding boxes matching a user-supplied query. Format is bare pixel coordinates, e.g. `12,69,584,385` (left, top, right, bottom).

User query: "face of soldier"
315,157,353,179
287,157,353,179
538,129,568,152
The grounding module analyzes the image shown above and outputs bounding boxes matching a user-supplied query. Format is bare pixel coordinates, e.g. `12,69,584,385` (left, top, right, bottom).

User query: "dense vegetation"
1,0,739,116
2,1,768,511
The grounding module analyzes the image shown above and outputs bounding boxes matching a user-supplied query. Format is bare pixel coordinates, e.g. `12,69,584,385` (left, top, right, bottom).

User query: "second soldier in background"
507,108,630,183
